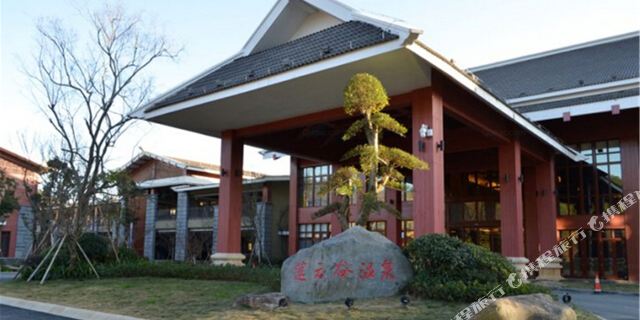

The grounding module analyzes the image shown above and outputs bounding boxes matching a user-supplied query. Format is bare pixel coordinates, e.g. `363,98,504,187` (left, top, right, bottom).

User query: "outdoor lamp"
419,124,433,138
418,124,432,152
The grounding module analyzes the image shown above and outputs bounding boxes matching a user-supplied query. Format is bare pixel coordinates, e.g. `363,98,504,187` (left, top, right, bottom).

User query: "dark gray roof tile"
147,21,398,112
472,36,639,100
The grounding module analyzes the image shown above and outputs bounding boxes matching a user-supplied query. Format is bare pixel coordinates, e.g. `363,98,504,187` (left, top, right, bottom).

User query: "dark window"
557,140,623,216
0,231,10,257
299,165,332,207
298,223,331,249
155,231,175,260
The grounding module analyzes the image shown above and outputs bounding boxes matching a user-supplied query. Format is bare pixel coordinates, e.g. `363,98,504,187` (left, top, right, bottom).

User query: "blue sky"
1,0,639,175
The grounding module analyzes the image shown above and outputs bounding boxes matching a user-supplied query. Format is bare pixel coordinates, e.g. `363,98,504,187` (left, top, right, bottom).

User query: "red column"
621,138,639,282
536,157,558,251
499,139,525,257
411,86,445,236
385,188,402,245
216,130,243,254
523,166,539,261
288,157,299,256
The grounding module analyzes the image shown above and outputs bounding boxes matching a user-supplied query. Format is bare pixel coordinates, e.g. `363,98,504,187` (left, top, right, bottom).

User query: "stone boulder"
234,292,288,310
474,293,577,320
281,226,413,303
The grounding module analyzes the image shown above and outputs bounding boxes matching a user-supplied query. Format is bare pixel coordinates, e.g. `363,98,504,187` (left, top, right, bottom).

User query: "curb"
0,295,143,320
551,287,639,297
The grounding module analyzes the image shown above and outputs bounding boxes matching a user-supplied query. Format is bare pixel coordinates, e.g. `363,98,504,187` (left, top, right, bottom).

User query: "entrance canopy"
131,0,582,161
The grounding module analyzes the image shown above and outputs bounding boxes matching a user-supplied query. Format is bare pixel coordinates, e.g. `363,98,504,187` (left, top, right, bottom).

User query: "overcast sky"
1,0,638,175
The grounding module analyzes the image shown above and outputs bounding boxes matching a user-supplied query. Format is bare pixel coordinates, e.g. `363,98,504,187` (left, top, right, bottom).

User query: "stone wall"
143,193,158,260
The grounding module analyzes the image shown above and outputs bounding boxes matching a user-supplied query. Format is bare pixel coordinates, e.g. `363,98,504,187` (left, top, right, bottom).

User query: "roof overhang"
131,0,583,162
137,176,215,189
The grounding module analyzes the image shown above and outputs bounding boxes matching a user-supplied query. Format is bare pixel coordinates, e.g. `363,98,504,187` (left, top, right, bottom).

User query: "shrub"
96,261,280,290
78,233,110,263
404,234,549,302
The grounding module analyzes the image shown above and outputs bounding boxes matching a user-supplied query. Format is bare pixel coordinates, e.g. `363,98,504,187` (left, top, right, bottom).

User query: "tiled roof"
518,88,639,113
472,35,639,100
146,21,398,112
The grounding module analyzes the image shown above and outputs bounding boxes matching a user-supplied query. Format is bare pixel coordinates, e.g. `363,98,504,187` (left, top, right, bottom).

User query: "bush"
404,234,549,302
78,233,110,263
96,260,280,290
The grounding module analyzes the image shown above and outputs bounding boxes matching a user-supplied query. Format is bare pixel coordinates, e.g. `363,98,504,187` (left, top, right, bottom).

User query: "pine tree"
314,73,428,229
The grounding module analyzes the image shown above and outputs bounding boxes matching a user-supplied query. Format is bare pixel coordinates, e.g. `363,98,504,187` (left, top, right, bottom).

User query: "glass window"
557,140,623,216
299,165,332,207
298,223,331,249
367,221,387,236
400,220,414,247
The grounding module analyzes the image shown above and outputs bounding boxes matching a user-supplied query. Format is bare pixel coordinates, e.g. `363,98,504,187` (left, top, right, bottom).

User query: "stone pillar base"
507,256,531,282
537,257,564,281
211,252,245,266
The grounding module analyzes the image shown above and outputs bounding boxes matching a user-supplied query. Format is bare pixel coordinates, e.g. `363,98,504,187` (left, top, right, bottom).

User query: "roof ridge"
470,31,639,72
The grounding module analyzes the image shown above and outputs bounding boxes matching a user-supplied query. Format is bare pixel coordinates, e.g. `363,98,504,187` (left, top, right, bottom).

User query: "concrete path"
0,295,142,320
0,304,72,320
0,272,18,282
553,289,640,320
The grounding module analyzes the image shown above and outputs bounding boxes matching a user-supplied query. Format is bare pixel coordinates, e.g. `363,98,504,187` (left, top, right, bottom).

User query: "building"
124,151,289,262
0,147,44,259
471,32,639,280
131,0,639,280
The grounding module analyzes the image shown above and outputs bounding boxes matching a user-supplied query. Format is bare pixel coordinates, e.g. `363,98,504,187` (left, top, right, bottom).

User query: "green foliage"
0,171,19,218
315,73,428,228
343,73,389,116
78,233,110,263
404,234,549,302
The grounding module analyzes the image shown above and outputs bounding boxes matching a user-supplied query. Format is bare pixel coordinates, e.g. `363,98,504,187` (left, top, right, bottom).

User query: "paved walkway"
0,296,142,320
0,304,72,320
553,289,640,320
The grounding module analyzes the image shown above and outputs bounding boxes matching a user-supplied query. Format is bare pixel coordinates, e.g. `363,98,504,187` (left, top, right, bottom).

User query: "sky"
1,0,639,175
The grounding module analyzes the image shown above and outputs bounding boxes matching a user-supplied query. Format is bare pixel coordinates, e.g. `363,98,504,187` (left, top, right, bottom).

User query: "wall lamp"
418,124,433,152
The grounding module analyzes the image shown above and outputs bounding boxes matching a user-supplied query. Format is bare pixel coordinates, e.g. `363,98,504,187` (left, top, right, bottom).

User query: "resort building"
131,0,639,281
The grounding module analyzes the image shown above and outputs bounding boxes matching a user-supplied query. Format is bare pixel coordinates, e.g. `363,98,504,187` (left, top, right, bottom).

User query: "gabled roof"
0,147,45,173
123,151,264,179
147,21,398,112
131,0,583,162
471,32,639,101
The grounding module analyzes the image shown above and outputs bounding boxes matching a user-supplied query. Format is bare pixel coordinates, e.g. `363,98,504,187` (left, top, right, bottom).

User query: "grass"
0,277,600,320
536,278,639,294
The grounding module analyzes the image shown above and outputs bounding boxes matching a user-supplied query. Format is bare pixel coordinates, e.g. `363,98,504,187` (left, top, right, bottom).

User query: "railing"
188,206,216,219
156,208,177,221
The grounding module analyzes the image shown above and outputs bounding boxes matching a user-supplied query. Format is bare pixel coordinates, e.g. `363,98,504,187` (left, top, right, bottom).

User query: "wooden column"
288,157,299,256
212,131,244,265
499,139,525,258
523,166,539,261
621,137,639,282
411,85,445,236
385,188,402,245
536,157,558,251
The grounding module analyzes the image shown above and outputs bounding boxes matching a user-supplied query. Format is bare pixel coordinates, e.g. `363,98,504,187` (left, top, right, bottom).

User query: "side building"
0,147,44,260
124,151,289,263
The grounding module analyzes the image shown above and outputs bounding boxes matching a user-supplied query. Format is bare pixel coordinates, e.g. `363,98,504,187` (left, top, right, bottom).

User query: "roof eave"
407,41,585,162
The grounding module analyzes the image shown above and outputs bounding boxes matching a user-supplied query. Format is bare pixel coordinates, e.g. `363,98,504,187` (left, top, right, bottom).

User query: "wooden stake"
76,240,100,279
26,237,59,282
40,234,66,285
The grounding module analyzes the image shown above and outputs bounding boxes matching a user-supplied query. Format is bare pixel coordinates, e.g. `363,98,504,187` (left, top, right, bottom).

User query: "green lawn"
0,277,598,320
